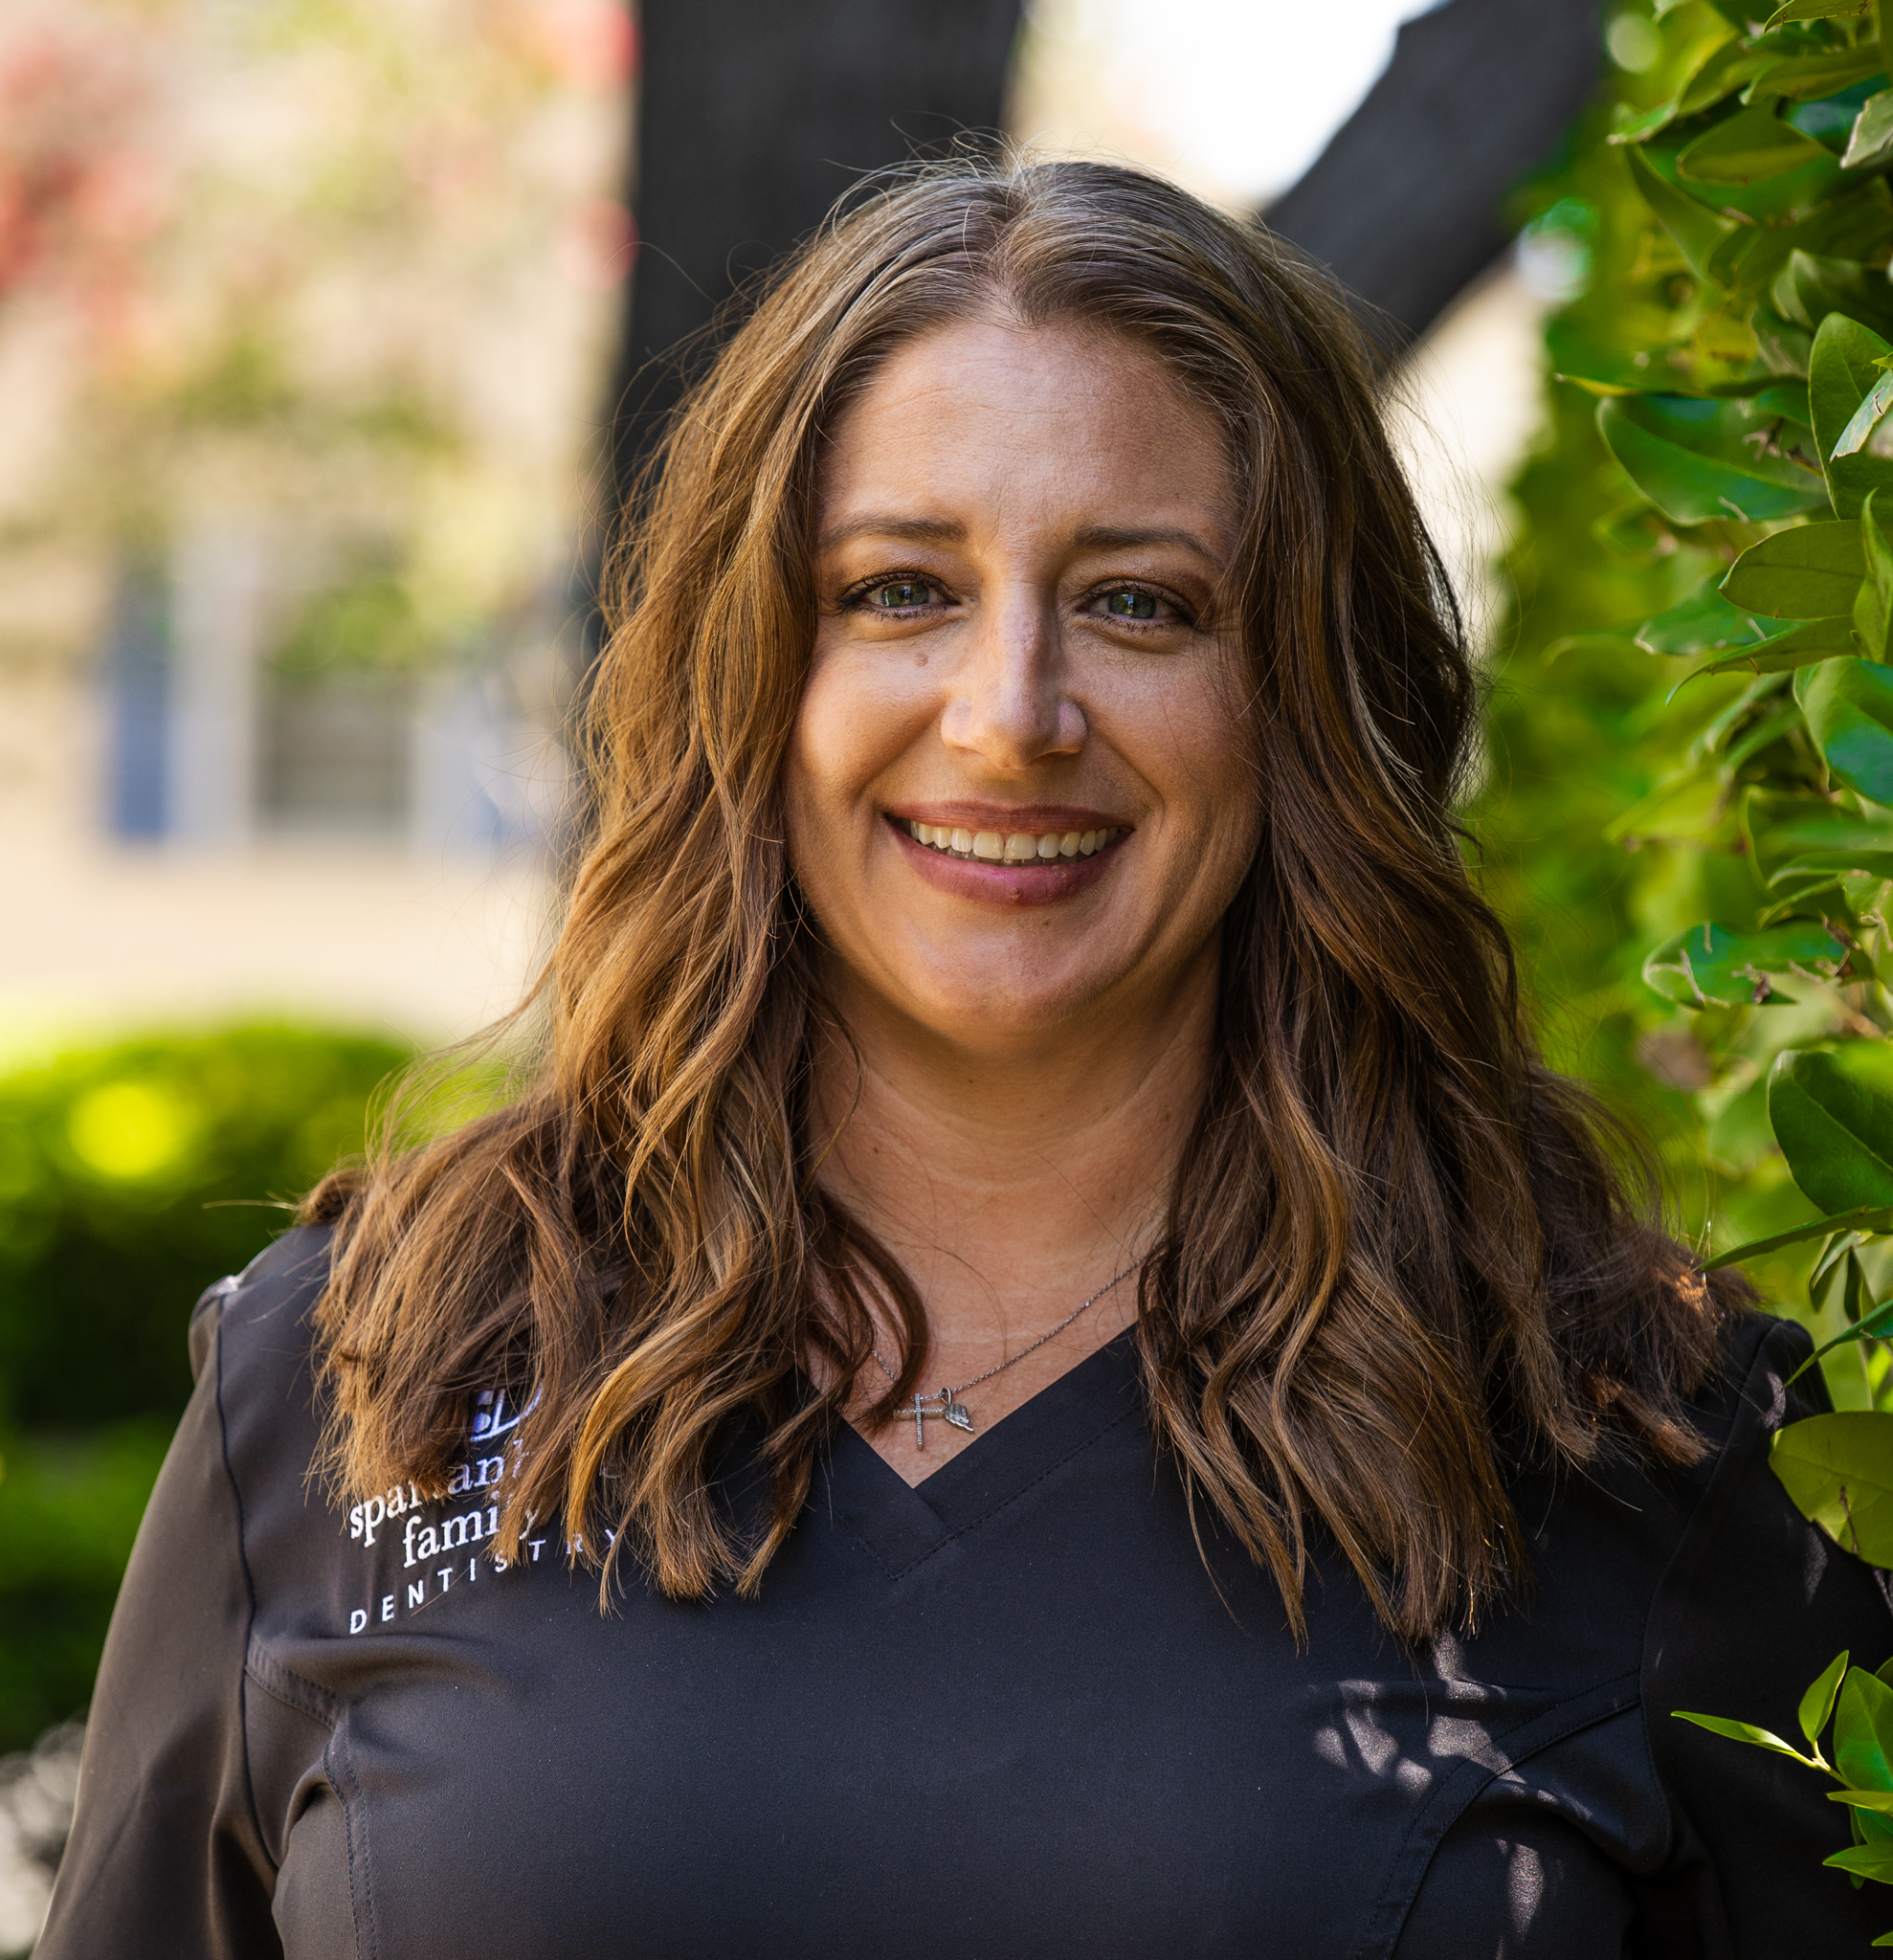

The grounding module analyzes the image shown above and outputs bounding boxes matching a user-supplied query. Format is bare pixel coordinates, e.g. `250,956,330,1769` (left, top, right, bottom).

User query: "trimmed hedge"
0,1025,409,1749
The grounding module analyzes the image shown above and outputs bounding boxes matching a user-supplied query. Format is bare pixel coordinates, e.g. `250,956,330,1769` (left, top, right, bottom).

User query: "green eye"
873,582,934,610
1104,590,1158,619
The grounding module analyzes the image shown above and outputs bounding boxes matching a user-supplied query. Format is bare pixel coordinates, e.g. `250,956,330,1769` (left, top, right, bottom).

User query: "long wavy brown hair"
306,155,1741,1643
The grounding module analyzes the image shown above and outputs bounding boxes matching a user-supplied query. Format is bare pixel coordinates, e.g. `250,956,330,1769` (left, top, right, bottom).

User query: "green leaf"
1680,33,1778,119
1705,1203,1893,1267
1752,378,1818,425
1772,0,1877,19
1773,251,1893,345
1766,0,1873,18
1606,767,1728,846
1862,489,1893,657
1592,501,1675,560
1772,1045,1893,1213
1813,315,1893,516
1837,372,1893,459
1812,1227,1880,1314
1672,1710,1822,1765
1748,47,1889,106
1765,0,1874,18
1846,85,1893,167
1815,1224,1869,1283
1745,787,1893,884
1598,394,1829,524
1612,26,1790,144
1724,519,1872,616
1679,101,1838,184
1657,144,1849,256
1793,1293,1893,1380
1756,302,1817,378
1772,1411,1893,1563
1799,657,1893,800
1730,699,1811,769
1840,1663,1893,1788
1854,1762,1893,1843
1626,145,1744,285
1745,182,1893,301
1613,100,1685,146
1643,918,1859,1007
1825,1843,1893,1881
1834,1789,1893,1813
1678,616,1860,684
1805,1650,1854,1745
1637,583,1799,655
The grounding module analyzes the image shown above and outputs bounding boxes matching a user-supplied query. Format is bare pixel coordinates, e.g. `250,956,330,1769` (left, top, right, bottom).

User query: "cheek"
782,646,916,880
1107,663,1259,870
785,650,865,838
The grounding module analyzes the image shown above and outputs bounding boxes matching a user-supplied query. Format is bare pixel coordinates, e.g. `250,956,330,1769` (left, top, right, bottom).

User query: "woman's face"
785,316,1261,1050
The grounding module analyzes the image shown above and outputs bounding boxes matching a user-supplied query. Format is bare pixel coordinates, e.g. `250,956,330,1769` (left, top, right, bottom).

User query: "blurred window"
256,668,412,839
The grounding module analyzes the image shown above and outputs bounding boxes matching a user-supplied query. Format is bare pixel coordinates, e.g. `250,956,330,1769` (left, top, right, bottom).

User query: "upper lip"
885,803,1131,832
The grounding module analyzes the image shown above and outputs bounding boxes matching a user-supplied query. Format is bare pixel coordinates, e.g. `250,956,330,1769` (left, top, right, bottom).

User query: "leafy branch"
1550,0,1893,1939
1678,1651,1893,1941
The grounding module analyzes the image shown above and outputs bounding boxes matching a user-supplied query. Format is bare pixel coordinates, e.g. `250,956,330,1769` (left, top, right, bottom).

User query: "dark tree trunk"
1264,0,1604,350
606,0,1024,523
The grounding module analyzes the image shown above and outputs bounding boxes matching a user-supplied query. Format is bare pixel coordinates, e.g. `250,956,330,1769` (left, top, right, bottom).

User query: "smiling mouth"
902,818,1127,863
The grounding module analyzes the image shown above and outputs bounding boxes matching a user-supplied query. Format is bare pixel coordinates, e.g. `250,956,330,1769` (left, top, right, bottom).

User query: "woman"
41,159,1891,1957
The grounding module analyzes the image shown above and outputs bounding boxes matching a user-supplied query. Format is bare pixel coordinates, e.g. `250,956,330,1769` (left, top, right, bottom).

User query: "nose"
939,585,1085,770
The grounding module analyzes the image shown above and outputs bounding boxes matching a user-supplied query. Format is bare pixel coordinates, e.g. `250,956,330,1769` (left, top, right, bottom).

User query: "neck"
808,943,1218,1357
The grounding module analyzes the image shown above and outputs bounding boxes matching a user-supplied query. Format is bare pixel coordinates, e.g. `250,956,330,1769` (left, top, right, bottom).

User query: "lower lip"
887,819,1126,906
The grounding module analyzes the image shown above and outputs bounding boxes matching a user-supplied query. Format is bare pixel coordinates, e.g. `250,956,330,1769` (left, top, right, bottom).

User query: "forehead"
815,317,1236,544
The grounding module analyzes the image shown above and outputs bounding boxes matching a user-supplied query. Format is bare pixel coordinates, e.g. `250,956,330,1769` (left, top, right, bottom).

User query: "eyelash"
838,574,1196,629
840,572,946,617
1085,583,1196,630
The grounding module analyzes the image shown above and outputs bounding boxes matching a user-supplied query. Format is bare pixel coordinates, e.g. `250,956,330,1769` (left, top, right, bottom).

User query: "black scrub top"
37,1226,1893,1958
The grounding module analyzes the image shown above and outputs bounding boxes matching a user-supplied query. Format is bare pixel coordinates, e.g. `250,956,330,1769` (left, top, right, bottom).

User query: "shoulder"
1648,1304,1891,1657
190,1221,336,1371
1472,1311,1873,1673
1655,1304,1867,1584
1508,1301,1893,1694
187,1222,337,1539
1684,1305,1817,1465
1556,1305,1832,1537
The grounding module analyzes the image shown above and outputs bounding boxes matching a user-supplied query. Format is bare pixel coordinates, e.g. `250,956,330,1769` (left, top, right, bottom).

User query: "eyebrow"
814,515,967,553
1070,524,1226,568
814,515,1227,569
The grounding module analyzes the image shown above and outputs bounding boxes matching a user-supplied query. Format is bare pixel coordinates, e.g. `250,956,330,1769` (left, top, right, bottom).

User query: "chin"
895,965,1117,1044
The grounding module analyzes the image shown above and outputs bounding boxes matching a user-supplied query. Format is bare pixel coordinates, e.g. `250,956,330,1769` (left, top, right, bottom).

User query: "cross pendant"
904,1388,974,1448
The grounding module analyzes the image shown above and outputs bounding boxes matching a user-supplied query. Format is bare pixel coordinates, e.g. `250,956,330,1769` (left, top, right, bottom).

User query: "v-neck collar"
822,1327,1146,1578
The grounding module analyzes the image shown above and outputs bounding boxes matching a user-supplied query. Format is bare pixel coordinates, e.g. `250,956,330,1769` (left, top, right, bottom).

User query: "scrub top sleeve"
35,1280,284,1960
1640,1315,1893,1955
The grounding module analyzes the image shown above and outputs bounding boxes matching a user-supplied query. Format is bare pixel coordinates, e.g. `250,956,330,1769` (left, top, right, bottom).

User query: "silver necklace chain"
869,1262,1142,1448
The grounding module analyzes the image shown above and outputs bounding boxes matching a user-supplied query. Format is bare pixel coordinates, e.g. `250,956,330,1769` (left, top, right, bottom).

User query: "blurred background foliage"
1472,0,1879,1403
2,0,635,617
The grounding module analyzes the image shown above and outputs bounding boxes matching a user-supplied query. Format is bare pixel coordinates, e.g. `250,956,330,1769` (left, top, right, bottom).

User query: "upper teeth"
904,820,1123,862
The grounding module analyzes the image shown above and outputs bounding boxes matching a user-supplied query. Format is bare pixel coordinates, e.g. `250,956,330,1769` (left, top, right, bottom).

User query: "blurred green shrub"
0,1023,409,1749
